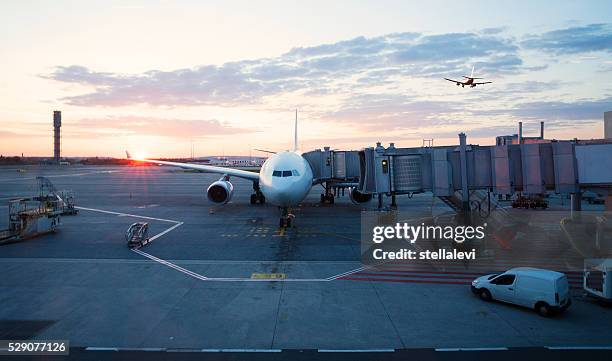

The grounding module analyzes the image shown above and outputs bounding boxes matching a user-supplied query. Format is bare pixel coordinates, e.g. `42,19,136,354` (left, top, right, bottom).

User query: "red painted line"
340,277,584,289
378,264,584,275
354,272,477,280
373,269,490,276
385,259,584,266
340,277,468,285
354,272,584,283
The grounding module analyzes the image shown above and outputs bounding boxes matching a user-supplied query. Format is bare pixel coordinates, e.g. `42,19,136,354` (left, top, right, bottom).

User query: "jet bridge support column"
571,193,582,212
459,132,470,212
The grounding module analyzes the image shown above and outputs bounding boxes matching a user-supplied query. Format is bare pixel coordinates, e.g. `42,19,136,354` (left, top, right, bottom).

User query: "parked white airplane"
128,111,371,227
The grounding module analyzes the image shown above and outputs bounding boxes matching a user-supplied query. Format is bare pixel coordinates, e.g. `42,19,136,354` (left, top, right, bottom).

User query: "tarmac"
0,164,611,353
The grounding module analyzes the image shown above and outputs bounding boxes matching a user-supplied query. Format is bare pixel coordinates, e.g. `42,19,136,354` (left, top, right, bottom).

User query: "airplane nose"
271,182,300,206
276,188,293,202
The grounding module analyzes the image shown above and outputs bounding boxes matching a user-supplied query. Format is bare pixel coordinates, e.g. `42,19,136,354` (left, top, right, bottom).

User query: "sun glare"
132,151,148,160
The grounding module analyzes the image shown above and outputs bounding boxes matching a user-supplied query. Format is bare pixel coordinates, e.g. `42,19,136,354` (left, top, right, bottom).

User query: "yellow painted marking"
251,273,286,279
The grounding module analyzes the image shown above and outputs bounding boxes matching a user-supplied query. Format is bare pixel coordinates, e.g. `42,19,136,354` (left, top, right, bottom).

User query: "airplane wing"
253,148,276,154
127,152,260,181
473,81,493,85
444,78,462,83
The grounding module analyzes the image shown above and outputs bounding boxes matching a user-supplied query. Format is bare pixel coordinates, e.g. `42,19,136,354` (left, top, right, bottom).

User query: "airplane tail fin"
293,109,298,152
471,65,475,78
126,150,132,159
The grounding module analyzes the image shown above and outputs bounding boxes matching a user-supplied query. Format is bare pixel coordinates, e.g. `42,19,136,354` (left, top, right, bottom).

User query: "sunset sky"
1,0,611,158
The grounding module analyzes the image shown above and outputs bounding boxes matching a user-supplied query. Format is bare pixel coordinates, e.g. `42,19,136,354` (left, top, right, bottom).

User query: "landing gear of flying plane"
250,182,266,205
279,207,294,228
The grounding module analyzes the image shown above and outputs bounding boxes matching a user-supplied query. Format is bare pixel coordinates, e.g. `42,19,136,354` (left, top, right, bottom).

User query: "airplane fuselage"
258,151,313,207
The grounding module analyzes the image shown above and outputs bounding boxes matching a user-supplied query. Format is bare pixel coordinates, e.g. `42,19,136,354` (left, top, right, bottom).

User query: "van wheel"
536,302,551,317
479,289,492,302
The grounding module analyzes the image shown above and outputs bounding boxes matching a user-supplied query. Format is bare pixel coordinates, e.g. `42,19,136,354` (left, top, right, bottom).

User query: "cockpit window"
273,170,298,177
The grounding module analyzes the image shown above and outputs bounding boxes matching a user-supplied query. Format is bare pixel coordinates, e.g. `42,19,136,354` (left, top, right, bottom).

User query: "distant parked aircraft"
444,66,492,88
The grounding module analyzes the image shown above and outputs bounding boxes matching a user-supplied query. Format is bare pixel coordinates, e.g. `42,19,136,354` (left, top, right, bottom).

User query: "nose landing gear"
279,207,294,228
250,182,266,205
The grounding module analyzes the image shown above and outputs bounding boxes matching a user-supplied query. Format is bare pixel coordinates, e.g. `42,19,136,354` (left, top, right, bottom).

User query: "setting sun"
132,151,148,161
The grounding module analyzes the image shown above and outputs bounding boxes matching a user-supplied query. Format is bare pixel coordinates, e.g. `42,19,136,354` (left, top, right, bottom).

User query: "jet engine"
349,187,372,204
207,180,234,204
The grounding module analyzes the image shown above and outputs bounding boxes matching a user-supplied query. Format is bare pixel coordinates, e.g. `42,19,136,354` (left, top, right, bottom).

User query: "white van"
471,267,571,316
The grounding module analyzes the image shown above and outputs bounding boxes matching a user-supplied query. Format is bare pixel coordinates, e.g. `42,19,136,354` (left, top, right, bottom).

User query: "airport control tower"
53,111,61,163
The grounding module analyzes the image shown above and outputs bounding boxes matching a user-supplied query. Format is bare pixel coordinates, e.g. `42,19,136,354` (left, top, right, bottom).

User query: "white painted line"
200,349,282,352
166,348,205,353
325,261,390,281
325,266,368,281
435,347,508,351
546,346,612,350
132,248,208,281
318,349,395,352
149,222,184,241
74,204,386,283
85,347,119,351
75,206,181,224
203,277,327,282
76,205,201,281
118,347,165,352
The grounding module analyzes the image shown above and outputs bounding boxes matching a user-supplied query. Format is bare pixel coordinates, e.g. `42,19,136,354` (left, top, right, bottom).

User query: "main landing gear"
279,207,294,228
250,182,266,205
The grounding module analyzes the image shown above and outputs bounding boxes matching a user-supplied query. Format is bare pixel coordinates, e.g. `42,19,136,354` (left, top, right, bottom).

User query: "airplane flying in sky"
444,66,492,88
127,111,371,227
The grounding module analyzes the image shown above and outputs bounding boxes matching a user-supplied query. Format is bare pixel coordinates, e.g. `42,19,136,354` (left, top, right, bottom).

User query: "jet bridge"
302,147,362,203
357,134,612,211
303,134,612,211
